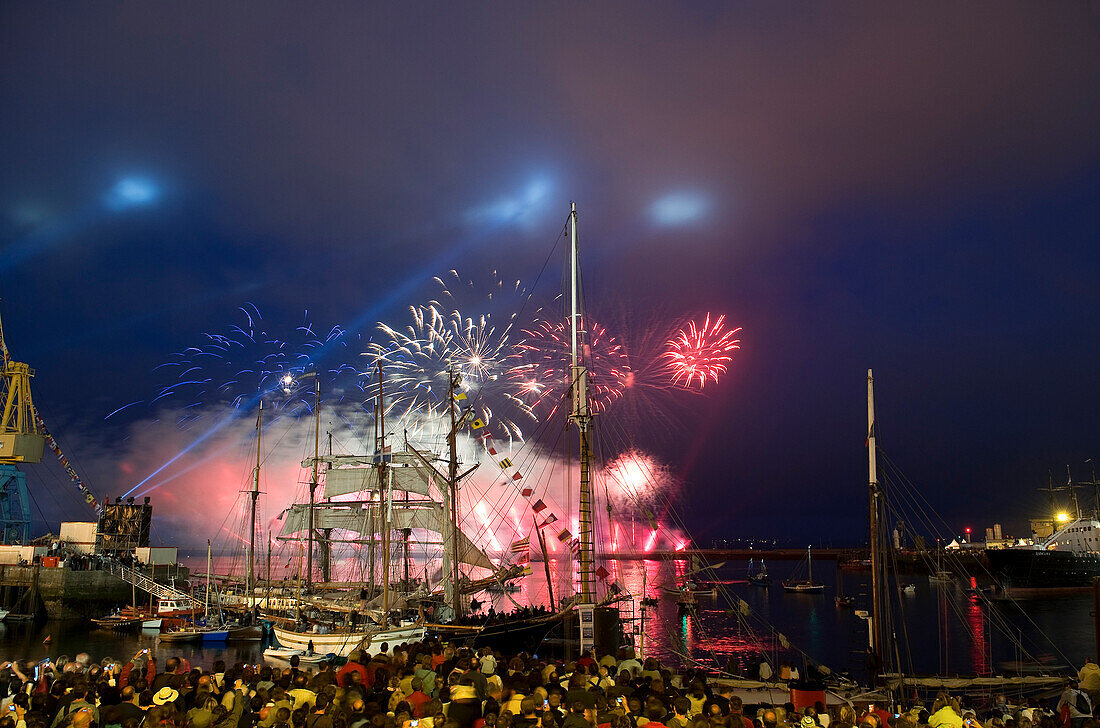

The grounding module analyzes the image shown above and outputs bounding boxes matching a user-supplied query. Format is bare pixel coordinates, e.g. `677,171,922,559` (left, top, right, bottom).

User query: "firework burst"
602,449,675,512
366,270,536,440
130,304,365,429
509,316,632,418
662,313,741,389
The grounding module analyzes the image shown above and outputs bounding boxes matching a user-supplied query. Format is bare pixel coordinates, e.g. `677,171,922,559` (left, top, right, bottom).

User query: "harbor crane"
0,308,45,543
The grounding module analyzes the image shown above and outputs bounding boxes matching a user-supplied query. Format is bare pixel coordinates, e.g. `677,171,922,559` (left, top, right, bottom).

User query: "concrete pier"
0,564,188,620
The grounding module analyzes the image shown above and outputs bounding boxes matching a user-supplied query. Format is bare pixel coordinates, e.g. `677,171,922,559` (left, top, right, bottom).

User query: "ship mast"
248,401,262,605
447,366,463,617
306,377,320,591
378,361,390,627
568,202,595,601
867,370,886,662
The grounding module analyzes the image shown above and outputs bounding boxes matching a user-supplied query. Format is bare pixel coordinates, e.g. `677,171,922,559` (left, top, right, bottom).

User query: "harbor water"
0,558,1092,677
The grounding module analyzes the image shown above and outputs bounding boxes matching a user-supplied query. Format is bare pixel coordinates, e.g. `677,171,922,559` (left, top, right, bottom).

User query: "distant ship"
986,515,1100,597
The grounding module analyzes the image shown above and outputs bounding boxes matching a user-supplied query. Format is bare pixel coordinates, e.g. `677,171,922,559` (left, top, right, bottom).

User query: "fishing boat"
95,614,144,629
226,623,263,640
782,546,825,593
90,614,144,630
153,598,202,620
158,627,202,643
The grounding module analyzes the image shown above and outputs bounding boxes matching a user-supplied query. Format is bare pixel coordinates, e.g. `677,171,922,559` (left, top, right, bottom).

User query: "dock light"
1056,512,1070,523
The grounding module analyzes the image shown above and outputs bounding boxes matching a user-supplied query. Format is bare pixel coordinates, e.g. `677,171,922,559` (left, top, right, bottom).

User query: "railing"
102,560,203,610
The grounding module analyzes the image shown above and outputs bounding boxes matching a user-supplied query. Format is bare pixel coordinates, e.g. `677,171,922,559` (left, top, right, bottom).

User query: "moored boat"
747,558,769,585
91,614,144,630
263,647,330,664
158,628,202,643
227,624,263,640
272,621,425,658
783,546,825,593
986,515,1100,597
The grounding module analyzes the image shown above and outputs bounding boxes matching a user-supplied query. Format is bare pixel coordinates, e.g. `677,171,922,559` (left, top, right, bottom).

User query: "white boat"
141,618,162,630
263,647,330,665
272,621,425,658
0,609,13,622
783,546,825,593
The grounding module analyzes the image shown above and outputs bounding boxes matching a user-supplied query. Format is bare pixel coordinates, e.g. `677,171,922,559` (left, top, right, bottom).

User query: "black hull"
986,548,1100,594
430,616,559,653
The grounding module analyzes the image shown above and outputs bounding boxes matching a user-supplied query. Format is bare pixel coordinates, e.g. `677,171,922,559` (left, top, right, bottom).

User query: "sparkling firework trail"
367,270,537,440
130,304,366,428
662,313,741,389
509,317,631,417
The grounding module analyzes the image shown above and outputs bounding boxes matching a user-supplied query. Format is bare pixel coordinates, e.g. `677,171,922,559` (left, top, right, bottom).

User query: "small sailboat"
834,567,854,607
783,546,825,593
929,545,952,583
197,540,229,642
748,558,769,585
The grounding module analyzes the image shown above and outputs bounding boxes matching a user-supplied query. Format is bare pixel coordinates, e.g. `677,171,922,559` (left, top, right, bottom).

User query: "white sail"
279,503,494,570
323,464,435,498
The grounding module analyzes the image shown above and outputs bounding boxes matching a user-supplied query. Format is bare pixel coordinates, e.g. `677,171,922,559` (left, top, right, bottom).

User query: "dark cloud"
1,2,1098,542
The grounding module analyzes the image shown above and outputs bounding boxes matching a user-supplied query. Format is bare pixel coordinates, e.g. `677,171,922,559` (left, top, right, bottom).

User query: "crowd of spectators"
0,641,1095,728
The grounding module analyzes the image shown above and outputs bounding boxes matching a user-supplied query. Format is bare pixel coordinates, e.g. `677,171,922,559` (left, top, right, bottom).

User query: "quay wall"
0,565,189,620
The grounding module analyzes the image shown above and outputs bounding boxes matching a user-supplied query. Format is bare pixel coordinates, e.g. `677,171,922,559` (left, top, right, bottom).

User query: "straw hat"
153,687,179,705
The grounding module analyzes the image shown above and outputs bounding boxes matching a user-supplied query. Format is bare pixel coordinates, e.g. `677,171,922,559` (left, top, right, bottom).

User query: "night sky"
2,3,1099,546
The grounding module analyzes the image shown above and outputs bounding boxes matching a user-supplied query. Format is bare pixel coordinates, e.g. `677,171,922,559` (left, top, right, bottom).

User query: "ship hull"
986,548,1100,596
272,623,425,657
429,615,560,653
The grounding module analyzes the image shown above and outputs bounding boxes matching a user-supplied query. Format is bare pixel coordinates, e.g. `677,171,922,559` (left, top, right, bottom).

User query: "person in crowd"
9,634,1093,728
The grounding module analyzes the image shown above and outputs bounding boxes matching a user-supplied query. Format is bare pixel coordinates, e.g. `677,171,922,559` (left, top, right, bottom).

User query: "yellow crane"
0,308,44,542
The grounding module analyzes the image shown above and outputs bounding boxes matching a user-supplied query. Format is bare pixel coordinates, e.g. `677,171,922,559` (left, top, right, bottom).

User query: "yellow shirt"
929,707,965,728
1080,662,1100,692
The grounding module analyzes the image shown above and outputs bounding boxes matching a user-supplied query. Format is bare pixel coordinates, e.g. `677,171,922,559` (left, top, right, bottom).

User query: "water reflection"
0,557,1088,676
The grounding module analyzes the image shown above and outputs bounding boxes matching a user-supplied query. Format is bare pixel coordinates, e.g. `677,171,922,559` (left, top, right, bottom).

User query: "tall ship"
253,202,623,656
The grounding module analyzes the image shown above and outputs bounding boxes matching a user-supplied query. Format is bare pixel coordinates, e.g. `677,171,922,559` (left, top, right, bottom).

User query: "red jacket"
337,662,368,687
120,659,156,689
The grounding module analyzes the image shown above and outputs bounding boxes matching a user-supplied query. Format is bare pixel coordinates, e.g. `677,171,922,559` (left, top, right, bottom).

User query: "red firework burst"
508,317,631,416
662,314,741,388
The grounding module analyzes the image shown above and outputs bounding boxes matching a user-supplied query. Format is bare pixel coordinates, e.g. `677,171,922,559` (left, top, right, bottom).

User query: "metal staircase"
102,560,203,610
